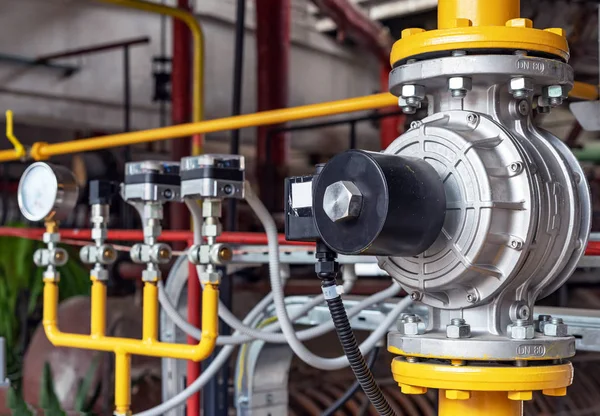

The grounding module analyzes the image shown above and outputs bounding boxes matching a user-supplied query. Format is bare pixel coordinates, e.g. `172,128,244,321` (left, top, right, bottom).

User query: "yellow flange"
390,0,569,66
391,358,572,394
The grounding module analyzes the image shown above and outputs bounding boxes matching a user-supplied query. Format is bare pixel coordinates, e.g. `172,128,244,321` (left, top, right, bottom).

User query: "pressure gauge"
18,162,79,222
122,160,181,202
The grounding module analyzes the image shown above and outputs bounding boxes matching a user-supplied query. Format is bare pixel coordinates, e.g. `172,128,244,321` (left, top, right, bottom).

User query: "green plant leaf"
40,362,65,415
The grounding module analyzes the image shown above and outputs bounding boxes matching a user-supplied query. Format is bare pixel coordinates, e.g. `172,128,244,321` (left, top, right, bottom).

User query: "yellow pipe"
570,81,599,101
90,278,106,337
439,390,522,416
115,352,132,415
99,0,204,125
438,0,520,28
25,93,398,160
43,280,218,361
142,281,159,342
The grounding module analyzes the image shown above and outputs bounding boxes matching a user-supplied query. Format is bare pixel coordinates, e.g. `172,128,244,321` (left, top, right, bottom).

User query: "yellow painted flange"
391,358,573,394
391,0,569,66
391,20,569,66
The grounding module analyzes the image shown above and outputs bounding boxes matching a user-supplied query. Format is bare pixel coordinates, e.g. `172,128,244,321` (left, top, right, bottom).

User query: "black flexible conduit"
321,347,381,416
316,241,395,416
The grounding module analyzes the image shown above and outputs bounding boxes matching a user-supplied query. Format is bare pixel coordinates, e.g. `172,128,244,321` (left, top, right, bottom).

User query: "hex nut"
142,268,161,282
446,322,471,339
543,321,568,337
43,269,61,282
508,323,535,340
448,77,473,92
144,224,162,239
202,222,222,238
509,77,534,95
91,227,108,241
398,316,423,336
92,268,109,281
401,84,426,100
200,270,221,284
43,232,60,244
143,203,163,220
202,200,222,218
323,181,363,223
544,85,568,99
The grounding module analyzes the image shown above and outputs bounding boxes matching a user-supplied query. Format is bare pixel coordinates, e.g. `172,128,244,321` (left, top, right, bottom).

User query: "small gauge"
18,162,79,222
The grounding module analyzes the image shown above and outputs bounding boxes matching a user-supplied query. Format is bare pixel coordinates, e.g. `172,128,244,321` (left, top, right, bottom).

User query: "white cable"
159,259,398,345
244,182,412,370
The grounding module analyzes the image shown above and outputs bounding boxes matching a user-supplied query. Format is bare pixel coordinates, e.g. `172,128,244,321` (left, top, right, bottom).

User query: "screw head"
466,293,478,303
323,181,363,223
410,292,422,301
466,113,479,125
517,100,530,116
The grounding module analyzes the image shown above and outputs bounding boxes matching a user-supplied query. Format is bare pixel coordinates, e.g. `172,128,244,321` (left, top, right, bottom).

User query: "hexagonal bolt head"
448,77,472,95
446,321,471,339
92,267,109,281
509,77,534,97
537,315,552,332
397,315,424,336
543,319,568,337
323,181,363,223
543,85,568,107
507,322,535,340
202,220,223,238
401,84,426,100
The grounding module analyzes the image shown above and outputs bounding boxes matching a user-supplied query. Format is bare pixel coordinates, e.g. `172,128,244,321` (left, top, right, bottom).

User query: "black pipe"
227,0,247,232
321,346,380,416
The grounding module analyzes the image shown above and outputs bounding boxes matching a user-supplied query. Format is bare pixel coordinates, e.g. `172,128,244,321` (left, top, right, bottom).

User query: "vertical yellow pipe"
142,281,159,342
90,278,106,337
438,0,521,28
114,352,132,415
42,280,59,329
439,391,522,416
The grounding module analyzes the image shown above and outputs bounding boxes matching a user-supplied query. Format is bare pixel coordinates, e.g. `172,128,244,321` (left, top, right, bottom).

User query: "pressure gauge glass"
18,162,79,222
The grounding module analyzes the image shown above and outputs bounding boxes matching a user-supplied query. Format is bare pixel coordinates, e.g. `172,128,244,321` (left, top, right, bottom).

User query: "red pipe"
0,227,311,246
310,0,392,63
308,0,398,149
170,0,193,236
186,251,201,414
255,0,291,212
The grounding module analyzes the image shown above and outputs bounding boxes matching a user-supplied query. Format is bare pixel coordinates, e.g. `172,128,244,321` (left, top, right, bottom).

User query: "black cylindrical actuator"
313,150,446,256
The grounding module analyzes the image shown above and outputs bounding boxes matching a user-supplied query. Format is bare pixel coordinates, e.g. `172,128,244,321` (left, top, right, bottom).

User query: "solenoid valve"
121,160,181,203
180,154,245,199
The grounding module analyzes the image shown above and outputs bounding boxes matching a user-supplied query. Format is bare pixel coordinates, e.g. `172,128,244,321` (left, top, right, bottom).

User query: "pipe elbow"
43,321,64,346
191,332,218,361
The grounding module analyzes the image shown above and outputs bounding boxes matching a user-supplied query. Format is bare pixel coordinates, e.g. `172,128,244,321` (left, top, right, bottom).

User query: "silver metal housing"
383,53,590,360
18,162,79,222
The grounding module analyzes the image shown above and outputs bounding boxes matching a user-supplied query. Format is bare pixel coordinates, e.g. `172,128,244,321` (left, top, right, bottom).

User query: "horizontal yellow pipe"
21,93,398,161
43,280,218,361
570,81,599,101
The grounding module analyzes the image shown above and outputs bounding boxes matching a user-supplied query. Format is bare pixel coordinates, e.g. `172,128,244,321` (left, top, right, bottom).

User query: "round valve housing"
18,162,79,222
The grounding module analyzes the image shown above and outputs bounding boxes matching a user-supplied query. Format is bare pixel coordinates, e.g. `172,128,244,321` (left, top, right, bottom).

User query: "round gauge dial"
18,162,78,222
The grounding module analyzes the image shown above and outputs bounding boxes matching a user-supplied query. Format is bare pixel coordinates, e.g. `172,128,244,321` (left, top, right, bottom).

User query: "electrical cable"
142,187,407,414
321,346,381,416
243,181,410,371
182,198,405,347
159,253,401,346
